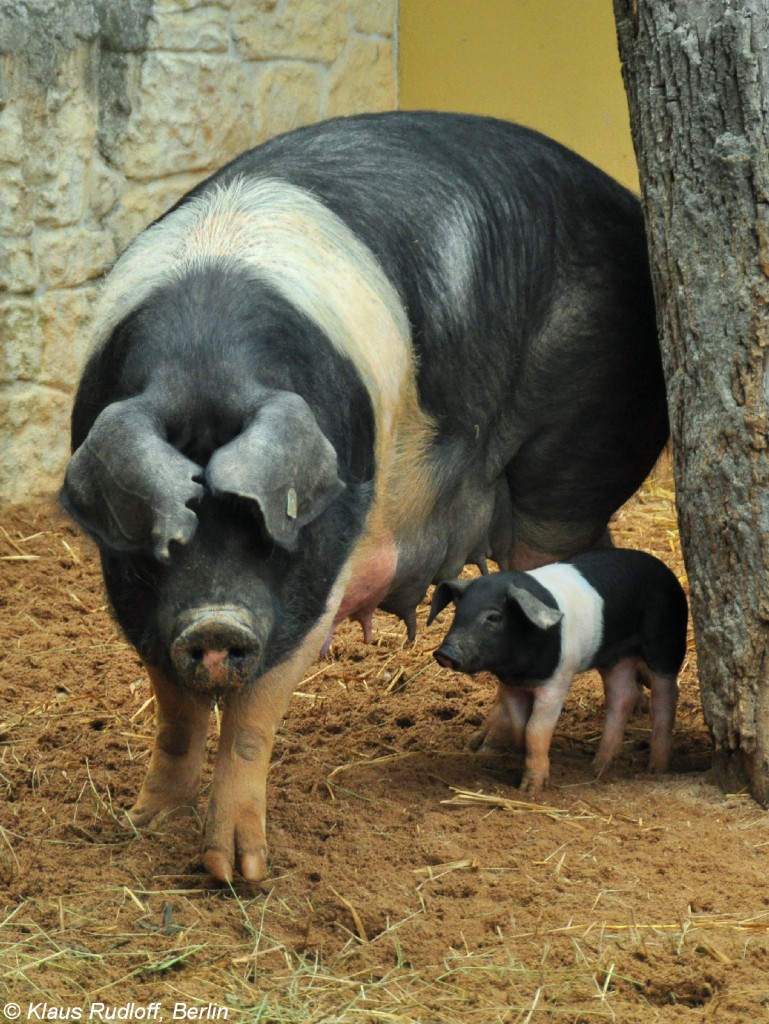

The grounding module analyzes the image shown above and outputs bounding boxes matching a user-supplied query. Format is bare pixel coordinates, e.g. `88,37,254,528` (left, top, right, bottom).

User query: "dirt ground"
3,462,769,1022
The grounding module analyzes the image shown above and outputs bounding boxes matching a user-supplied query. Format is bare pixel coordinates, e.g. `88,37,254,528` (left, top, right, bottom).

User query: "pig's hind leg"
594,659,678,776
593,657,643,776
646,668,678,772
128,664,210,827
470,683,533,754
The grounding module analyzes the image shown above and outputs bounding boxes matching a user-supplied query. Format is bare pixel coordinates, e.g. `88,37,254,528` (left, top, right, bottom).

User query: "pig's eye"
484,609,504,626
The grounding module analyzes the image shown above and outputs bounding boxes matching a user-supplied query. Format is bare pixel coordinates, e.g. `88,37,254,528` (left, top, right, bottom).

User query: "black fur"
566,549,688,676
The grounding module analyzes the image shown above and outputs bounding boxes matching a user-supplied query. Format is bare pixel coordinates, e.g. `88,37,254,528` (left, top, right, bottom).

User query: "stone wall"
0,0,397,504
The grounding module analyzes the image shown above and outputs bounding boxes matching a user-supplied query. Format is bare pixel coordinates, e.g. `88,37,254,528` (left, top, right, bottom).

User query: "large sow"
61,112,667,882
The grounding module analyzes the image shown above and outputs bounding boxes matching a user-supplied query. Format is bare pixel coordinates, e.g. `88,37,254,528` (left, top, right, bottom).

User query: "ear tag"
286,487,298,520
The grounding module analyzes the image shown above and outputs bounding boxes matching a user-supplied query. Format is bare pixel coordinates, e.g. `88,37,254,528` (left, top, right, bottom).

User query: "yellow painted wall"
398,0,639,192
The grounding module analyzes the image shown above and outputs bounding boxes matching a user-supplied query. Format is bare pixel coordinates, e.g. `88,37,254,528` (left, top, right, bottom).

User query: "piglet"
428,549,688,796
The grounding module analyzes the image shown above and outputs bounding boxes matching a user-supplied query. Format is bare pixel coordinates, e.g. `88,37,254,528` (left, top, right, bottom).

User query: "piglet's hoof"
591,752,617,779
469,703,520,755
518,770,547,798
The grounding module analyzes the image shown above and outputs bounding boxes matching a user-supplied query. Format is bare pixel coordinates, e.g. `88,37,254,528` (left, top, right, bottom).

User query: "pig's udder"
322,535,398,653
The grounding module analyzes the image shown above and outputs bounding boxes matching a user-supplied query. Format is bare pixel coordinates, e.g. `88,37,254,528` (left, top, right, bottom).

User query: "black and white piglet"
428,549,688,795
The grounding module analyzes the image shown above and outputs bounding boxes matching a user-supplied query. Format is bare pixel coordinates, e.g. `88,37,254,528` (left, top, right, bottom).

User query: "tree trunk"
614,1,769,801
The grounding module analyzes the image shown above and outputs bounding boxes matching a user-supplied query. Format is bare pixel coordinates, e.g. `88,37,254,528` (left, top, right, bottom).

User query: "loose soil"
2,462,769,1022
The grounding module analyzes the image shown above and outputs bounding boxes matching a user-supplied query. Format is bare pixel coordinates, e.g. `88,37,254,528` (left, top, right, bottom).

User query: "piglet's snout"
171,606,264,693
434,642,463,671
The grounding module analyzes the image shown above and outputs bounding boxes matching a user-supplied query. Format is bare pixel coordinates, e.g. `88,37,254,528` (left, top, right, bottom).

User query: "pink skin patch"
321,534,399,654
201,648,228,688
508,542,559,572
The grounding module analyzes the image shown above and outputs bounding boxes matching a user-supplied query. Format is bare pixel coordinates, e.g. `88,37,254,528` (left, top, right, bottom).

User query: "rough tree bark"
613,1,769,801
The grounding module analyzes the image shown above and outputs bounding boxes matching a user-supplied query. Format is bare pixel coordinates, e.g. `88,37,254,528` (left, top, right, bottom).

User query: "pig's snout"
434,642,463,672
171,606,265,693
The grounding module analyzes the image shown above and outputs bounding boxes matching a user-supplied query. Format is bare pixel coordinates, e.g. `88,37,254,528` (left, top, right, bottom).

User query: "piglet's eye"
484,609,503,626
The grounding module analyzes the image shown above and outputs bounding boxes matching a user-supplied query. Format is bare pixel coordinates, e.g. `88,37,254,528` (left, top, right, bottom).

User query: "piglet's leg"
647,670,678,773
203,579,345,883
470,683,533,753
520,673,573,796
593,657,642,776
128,664,210,827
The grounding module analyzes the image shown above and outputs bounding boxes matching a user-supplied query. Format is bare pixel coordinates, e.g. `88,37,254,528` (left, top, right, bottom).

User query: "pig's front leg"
519,672,573,796
128,664,210,826
202,678,291,883
202,579,344,883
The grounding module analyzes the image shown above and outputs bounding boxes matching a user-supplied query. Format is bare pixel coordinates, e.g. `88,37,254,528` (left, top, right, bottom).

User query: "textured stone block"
0,237,39,294
36,228,116,289
116,53,257,180
327,37,395,117
0,165,34,236
0,385,71,504
106,172,206,250
348,0,397,36
39,287,100,389
0,299,42,383
258,62,322,141
148,6,229,51
232,0,347,62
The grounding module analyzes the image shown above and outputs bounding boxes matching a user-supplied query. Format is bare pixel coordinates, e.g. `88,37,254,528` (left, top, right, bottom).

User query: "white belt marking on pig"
527,563,604,675
88,177,428,462
88,177,438,544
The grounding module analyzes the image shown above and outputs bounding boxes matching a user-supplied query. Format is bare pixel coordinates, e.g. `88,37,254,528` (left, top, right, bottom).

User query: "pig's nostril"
434,649,459,670
170,609,264,692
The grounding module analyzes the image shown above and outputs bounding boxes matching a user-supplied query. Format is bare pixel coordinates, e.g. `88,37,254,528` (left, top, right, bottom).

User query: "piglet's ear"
206,390,345,552
506,584,563,630
428,578,472,625
60,397,204,562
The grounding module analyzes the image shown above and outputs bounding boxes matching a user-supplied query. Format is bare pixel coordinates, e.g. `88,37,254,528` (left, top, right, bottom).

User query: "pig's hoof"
127,796,197,829
202,845,269,884
203,805,270,883
469,728,517,755
591,754,615,778
519,772,546,798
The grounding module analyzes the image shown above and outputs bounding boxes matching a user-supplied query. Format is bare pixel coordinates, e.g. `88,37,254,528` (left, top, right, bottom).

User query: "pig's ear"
206,391,345,552
60,397,204,562
428,578,472,625
506,584,563,630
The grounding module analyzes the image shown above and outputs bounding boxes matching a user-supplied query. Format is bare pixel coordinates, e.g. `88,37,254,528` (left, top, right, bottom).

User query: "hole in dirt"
641,980,717,1008
433,707,459,721
395,715,415,728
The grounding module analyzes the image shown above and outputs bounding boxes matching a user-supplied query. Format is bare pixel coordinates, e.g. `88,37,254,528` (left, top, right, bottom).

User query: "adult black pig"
61,111,667,882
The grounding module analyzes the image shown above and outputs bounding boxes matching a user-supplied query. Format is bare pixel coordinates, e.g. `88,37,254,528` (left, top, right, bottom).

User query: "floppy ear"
206,390,345,552
427,578,473,625
60,397,203,562
506,583,563,630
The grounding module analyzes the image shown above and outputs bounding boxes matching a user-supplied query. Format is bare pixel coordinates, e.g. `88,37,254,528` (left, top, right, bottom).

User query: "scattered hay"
0,468,763,1020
